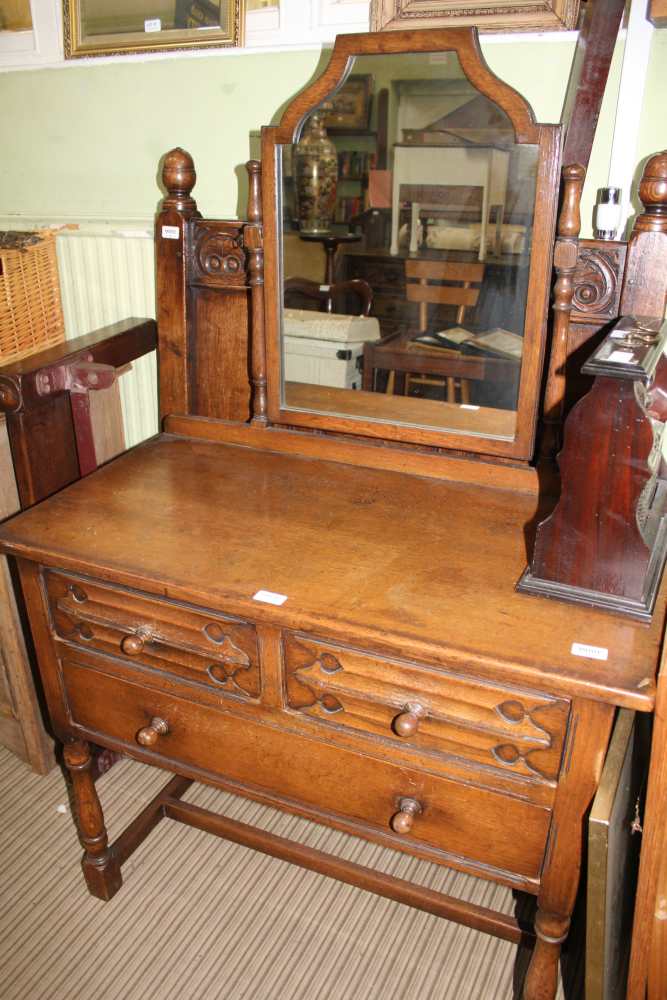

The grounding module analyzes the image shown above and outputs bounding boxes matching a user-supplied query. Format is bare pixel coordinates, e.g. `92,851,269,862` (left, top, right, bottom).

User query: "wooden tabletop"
0,433,663,710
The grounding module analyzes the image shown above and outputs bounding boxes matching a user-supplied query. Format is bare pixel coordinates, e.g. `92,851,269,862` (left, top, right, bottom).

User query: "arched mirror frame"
260,29,562,461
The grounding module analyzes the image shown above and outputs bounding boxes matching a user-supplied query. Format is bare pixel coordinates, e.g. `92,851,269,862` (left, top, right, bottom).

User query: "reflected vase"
294,113,338,234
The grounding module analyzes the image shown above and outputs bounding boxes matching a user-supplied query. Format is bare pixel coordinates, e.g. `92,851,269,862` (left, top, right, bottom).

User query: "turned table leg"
64,739,122,900
523,910,569,1000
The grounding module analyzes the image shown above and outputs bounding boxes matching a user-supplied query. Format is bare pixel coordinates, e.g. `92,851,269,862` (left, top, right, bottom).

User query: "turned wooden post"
619,150,667,316
63,740,122,900
245,160,268,426
156,148,200,421
541,164,586,457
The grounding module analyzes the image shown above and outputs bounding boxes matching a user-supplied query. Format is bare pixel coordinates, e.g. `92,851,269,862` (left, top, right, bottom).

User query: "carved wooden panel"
570,241,626,325
188,220,247,288
46,571,260,699
284,635,569,782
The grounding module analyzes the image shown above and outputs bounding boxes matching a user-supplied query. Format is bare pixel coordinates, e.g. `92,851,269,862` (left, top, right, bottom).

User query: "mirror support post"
245,161,268,426
541,164,586,459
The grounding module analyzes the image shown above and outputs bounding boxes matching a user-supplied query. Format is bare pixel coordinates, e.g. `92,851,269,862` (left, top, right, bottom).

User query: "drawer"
60,653,551,883
283,635,570,783
46,571,260,700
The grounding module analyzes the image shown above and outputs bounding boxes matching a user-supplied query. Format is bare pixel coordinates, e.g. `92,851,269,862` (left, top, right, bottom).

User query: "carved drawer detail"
46,571,260,700
284,635,570,782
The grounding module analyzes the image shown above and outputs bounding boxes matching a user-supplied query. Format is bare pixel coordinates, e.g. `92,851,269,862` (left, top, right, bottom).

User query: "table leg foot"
64,739,122,901
523,909,569,1000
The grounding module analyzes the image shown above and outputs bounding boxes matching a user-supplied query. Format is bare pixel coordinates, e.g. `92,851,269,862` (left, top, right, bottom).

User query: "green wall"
0,35,626,231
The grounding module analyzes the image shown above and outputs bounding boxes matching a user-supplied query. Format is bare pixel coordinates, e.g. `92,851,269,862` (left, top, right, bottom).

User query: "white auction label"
608,350,634,363
253,590,288,606
161,225,180,240
571,642,608,661
145,18,161,31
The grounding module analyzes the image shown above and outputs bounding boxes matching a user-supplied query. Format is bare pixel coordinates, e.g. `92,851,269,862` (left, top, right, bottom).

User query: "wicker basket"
0,231,65,364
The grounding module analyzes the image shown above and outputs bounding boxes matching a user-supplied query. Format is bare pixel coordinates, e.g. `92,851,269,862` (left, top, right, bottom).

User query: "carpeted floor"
0,746,578,1000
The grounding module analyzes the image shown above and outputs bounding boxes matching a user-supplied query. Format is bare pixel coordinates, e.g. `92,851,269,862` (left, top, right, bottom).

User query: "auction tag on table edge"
571,642,608,661
253,590,288,606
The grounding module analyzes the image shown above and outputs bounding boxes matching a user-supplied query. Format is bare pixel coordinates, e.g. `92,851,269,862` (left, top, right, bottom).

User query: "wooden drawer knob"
391,797,422,835
121,634,145,656
393,703,425,738
136,717,169,747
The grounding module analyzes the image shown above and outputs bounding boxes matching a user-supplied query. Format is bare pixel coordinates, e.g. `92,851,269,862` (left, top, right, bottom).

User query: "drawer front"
46,571,260,700
284,635,569,783
61,654,551,882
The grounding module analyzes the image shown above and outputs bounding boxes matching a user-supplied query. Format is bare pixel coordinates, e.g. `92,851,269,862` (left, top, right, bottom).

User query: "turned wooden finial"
161,147,197,214
635,151,667,234
558,163,587,238
246,160,262,224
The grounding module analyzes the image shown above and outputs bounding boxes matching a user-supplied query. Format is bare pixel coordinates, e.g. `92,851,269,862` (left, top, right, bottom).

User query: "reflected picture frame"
322,75,373,133
63,0,245,59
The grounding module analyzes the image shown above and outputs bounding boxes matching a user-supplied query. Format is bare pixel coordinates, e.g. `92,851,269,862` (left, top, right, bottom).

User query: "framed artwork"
322,75,373,133
370,0,580,33
63,0,245,58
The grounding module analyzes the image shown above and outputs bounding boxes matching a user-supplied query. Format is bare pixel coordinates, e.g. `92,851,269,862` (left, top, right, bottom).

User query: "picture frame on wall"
370,0,580,33
322,75,373,133
63,0,245,59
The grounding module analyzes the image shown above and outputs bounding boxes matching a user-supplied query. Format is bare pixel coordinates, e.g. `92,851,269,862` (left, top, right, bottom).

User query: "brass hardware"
392,702,426,738
136,717,169,747
390,797,422,834
121,633,145,656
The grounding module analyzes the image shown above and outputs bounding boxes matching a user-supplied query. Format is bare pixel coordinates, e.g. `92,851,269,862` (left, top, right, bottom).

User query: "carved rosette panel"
189,222,246,287
571,244,626,323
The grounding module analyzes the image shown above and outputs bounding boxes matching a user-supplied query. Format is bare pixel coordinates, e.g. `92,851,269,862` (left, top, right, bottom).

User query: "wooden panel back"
156,150,252,423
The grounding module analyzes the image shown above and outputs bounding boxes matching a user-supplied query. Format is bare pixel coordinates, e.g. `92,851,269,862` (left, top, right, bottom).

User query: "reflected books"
410,326,522,361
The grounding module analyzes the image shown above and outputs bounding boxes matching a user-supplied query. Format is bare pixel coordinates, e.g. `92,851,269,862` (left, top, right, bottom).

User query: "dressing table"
2,29,666,1000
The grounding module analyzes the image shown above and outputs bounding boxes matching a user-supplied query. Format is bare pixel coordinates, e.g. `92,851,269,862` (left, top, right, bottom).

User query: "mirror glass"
278,51,539,441
82,1,223,34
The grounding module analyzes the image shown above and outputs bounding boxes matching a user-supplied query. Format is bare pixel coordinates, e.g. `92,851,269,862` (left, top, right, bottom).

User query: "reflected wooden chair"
403,259,485,403
284,277,373,317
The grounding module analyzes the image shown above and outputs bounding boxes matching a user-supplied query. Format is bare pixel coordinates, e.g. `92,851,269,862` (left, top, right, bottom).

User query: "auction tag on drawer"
571,642,608,661
145,18,161,31
161,225,180,240
253,590,288,606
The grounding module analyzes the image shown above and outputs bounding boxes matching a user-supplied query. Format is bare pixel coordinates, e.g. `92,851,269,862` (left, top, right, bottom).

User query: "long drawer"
284,634,570,783
60,653,552,884
46,571,260,701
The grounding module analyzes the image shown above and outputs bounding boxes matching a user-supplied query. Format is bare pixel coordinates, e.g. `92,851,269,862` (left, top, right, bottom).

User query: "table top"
1,432,663,711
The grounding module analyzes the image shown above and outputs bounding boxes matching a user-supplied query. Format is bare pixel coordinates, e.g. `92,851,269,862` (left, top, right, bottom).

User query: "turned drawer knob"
121,634,145,656
136,717,169,747
393,703,425,738
391,797,422,835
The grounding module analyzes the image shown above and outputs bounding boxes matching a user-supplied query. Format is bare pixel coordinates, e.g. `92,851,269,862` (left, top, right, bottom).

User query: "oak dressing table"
2,29,666,1000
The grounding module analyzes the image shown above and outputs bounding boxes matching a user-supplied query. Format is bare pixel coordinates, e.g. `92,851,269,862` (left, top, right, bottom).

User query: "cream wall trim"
607,0,654,237
0,0,61,67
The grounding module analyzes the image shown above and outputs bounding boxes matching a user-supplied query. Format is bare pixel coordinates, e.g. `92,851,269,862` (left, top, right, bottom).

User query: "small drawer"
61,654,551,883
46,571,260,700
283,634,570,783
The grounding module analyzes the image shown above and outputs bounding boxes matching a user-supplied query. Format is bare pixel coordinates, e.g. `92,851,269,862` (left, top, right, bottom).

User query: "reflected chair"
284,277,373,317
403,259,485,402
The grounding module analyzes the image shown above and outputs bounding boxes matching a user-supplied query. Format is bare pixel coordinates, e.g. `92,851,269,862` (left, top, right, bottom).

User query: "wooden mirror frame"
261,29,562,461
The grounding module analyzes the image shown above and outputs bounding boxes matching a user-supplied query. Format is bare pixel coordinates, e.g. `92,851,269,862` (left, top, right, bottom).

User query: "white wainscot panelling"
54,224,158,449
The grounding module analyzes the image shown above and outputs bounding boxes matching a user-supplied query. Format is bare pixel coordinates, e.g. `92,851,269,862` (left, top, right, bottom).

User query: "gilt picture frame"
370,0,580,33
63,0,245,59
